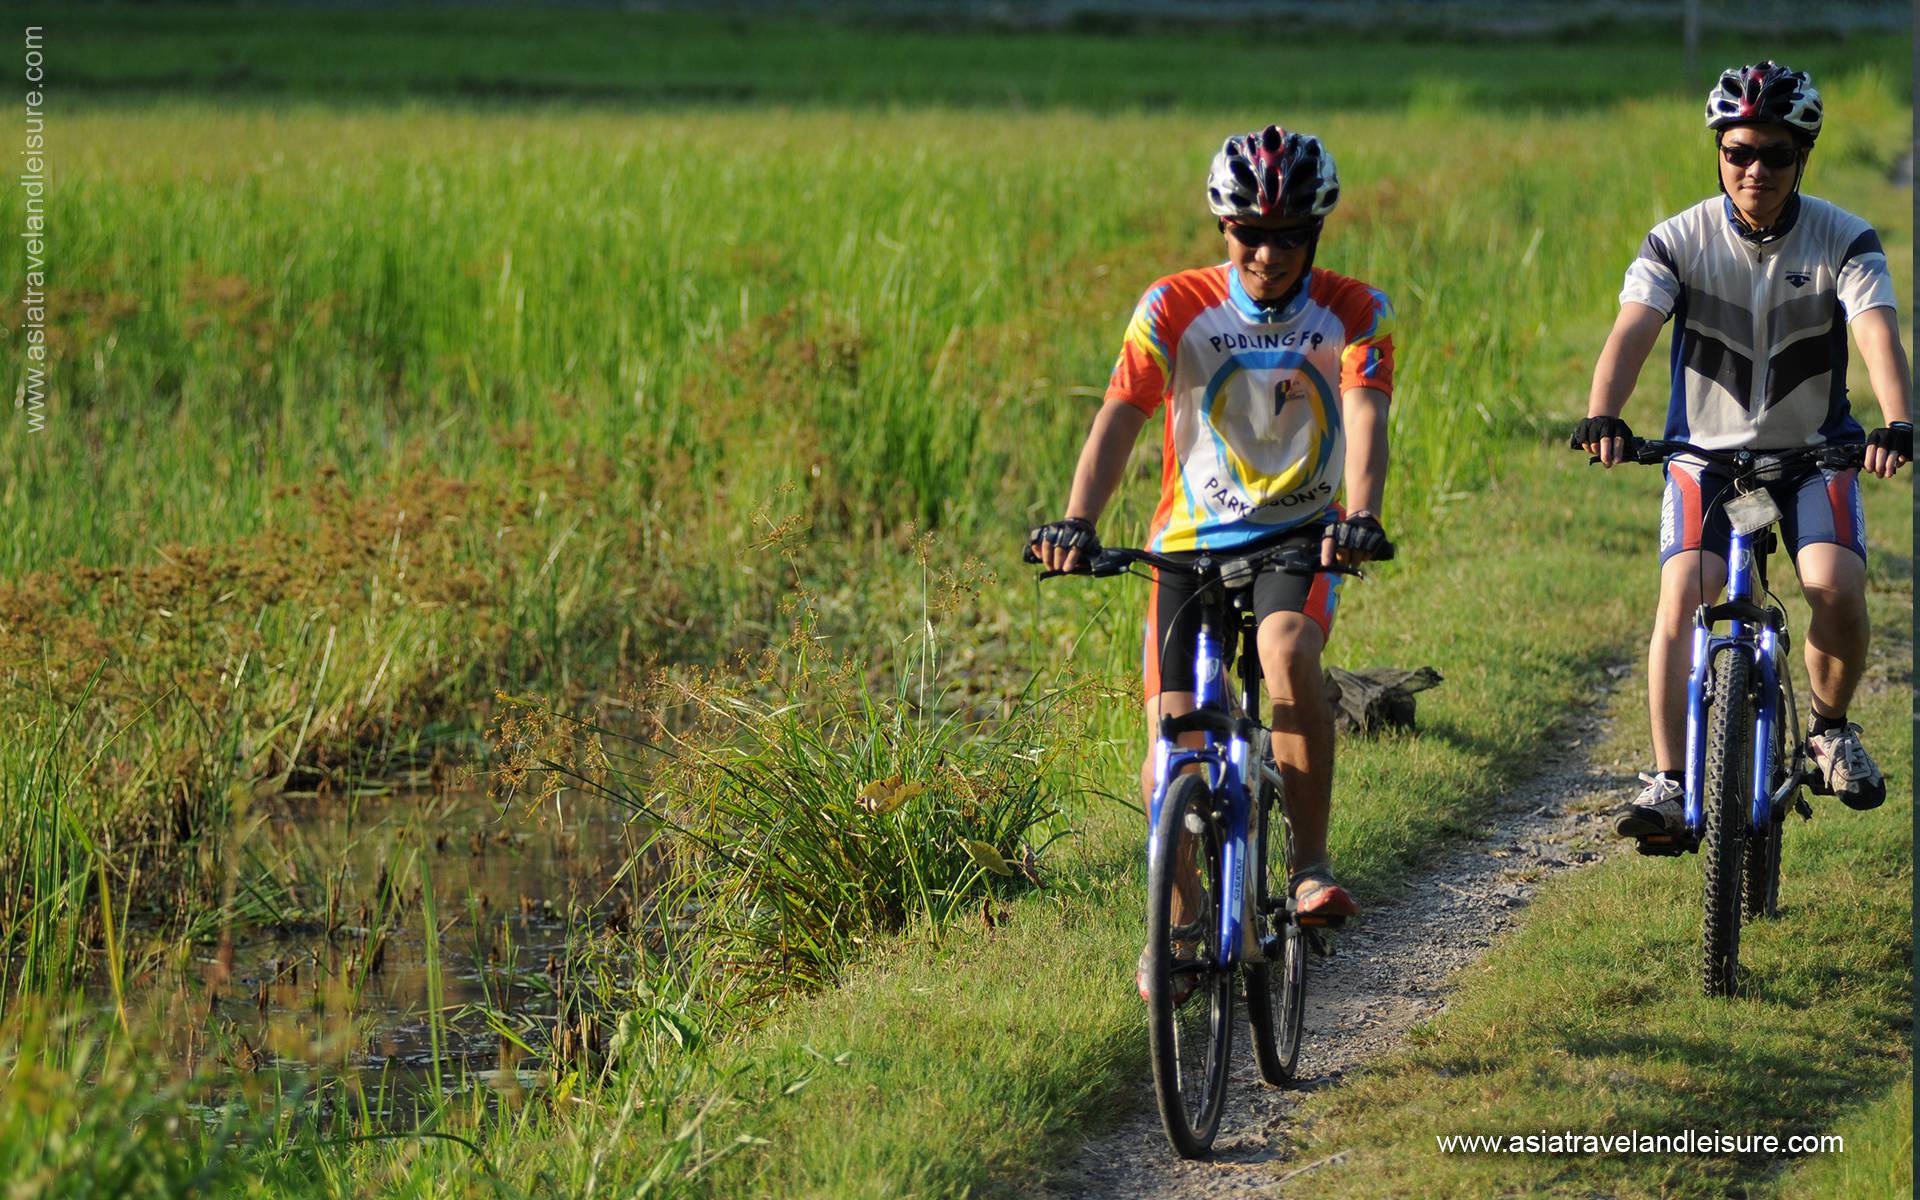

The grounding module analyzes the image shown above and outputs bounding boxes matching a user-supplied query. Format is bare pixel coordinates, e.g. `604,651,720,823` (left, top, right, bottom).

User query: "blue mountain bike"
1029,539,1369,1155
1603,437,1866,997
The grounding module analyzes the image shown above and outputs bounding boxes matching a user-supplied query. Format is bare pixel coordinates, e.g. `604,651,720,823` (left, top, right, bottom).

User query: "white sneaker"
1808,723,1885,811
1614,773,1684,838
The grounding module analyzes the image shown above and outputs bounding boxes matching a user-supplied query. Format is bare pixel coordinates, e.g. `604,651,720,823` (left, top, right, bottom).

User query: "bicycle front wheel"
1146,772,1233,1157
1743,700,1787,920
1244,755,1306,1085
1702,647,1754,997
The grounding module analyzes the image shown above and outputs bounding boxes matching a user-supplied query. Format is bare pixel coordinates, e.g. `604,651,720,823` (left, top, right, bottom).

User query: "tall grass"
494,583,1083,1014
0,62,1907,999
31,6,1911,110
0,32,1908,1197
0,696,96,1011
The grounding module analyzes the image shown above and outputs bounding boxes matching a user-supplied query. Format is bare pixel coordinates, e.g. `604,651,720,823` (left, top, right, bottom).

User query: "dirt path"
1040,691,1636,1198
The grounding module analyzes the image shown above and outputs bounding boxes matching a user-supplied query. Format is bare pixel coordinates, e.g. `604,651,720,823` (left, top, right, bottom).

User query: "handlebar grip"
1818,443,1866,471
1024,538,1113,579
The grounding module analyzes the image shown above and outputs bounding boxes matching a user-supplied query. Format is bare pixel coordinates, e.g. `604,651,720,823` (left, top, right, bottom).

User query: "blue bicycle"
1605,437,1866,997
1030,539,1367,1155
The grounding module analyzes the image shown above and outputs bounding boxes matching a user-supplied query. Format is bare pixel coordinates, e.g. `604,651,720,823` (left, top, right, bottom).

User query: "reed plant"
494,577,1085,1022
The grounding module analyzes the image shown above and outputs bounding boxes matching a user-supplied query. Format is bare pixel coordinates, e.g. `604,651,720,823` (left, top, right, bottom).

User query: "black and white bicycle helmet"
1705,61,1822,144
1205,125,1340,222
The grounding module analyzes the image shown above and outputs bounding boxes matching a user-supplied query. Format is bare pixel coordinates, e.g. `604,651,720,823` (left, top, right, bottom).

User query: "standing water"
111,785,650,1120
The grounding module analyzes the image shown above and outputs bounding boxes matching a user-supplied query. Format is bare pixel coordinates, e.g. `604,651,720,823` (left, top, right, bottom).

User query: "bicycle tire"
1702,647,1753,997
1147,772,1233,1157
1743,814,1782,920
1244,755,1306,1085
1743,706,1786,920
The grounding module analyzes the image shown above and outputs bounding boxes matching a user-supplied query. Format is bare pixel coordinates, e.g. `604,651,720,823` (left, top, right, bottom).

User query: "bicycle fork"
1682,530,1791,839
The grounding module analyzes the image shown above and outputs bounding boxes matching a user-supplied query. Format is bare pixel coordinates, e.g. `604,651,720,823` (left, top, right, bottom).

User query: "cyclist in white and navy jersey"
1029,125,1394,1000
1576,62,1911,838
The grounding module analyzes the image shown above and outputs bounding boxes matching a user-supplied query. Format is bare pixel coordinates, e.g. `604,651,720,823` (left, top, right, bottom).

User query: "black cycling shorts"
1142,526,1340,700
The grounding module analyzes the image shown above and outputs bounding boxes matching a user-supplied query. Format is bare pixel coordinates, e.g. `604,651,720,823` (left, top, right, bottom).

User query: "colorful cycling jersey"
1620,194,1897,450
1105,264,1394,552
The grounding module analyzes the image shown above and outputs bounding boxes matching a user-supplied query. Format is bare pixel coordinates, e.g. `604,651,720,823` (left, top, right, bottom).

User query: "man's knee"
1797,544,1868,619
1257,612,1326,698
1654,552,1726,638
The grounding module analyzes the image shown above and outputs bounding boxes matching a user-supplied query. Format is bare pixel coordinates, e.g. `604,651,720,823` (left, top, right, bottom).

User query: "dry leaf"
855,774,903,814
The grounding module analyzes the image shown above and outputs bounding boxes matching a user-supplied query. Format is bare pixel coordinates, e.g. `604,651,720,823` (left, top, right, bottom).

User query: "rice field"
0,13,1911,1197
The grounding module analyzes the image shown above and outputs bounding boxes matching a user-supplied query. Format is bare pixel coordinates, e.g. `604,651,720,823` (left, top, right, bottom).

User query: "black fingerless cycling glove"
1571,415,1633,449
1030,516,1101,557
1325,513,1392,559
1865,422,1913,460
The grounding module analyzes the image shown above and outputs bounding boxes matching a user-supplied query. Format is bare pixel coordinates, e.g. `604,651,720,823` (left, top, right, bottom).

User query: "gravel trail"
1040,692,1635,1198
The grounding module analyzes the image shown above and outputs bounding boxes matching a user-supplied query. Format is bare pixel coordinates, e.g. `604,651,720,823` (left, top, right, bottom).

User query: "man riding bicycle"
1028,125,1395,998
1575,62,1911,840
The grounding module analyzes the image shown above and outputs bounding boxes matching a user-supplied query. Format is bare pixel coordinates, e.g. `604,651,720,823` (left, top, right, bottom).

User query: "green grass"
1272,477,1913,1199
0,19,1911,1198
27,7,1911,111
1764,1076,1912,1198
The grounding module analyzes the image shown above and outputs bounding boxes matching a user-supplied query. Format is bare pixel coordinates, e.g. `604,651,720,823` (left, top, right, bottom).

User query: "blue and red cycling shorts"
1659,457,1866,565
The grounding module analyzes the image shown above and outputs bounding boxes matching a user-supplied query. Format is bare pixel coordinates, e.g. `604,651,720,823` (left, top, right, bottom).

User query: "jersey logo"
1785,271,1811,287
1274,377,1308,412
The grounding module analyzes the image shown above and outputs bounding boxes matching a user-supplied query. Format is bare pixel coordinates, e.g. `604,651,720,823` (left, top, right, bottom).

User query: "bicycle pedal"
1298,913,1347,929
1793,797,1814,820
1634,835,1690,857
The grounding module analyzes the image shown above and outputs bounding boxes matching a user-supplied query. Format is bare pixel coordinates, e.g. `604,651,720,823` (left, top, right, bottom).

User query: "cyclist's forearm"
1340,387,1389,515
1587,303,1666,417
1063,400,1151,521
1851,307,1912,425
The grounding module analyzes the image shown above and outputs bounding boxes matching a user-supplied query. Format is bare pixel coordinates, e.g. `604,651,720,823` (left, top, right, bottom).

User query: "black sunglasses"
1720,142,1800,170
1226,222,1315,250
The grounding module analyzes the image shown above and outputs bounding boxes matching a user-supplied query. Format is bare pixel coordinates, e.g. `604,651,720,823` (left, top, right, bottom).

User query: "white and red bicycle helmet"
1206,125,1340,222
1705,61,1823,144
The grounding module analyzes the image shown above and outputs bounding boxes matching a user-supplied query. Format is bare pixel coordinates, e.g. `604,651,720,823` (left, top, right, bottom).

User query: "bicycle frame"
1681,508,1790,839
1144,579,1263,970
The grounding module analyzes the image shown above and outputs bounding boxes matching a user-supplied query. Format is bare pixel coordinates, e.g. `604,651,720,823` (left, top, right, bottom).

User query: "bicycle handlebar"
1021,540,1371,583
1580,436,1866,473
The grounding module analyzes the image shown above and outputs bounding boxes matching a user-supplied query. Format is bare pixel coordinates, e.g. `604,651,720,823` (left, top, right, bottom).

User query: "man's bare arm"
1033,400,1150,572
1581,302,1667,466
1849,306,1912,479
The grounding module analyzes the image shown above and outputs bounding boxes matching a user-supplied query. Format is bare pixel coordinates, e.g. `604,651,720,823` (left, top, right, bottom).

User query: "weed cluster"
490,591,1084,1053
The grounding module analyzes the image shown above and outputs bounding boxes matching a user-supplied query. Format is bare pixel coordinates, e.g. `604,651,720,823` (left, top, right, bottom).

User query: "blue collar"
1227,264,1309,322
1723,192,1800,245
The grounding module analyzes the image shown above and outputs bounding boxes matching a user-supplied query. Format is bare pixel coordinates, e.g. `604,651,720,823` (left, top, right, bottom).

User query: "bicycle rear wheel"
1244,754,1306,1085
1147,772,1233,1157
1702,647,1753,997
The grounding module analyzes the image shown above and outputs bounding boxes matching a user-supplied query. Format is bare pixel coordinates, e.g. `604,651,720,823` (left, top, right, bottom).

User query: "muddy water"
131,787,649,1111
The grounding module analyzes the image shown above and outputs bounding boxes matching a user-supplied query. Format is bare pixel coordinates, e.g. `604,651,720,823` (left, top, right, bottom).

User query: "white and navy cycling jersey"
1620,193,1897,450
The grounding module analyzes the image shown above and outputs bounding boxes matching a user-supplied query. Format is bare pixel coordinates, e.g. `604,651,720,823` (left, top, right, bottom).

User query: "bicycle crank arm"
1766,768,1820,819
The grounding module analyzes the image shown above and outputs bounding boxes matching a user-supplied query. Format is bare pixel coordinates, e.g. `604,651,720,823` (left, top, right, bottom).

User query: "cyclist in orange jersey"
1030,125,1394,1000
